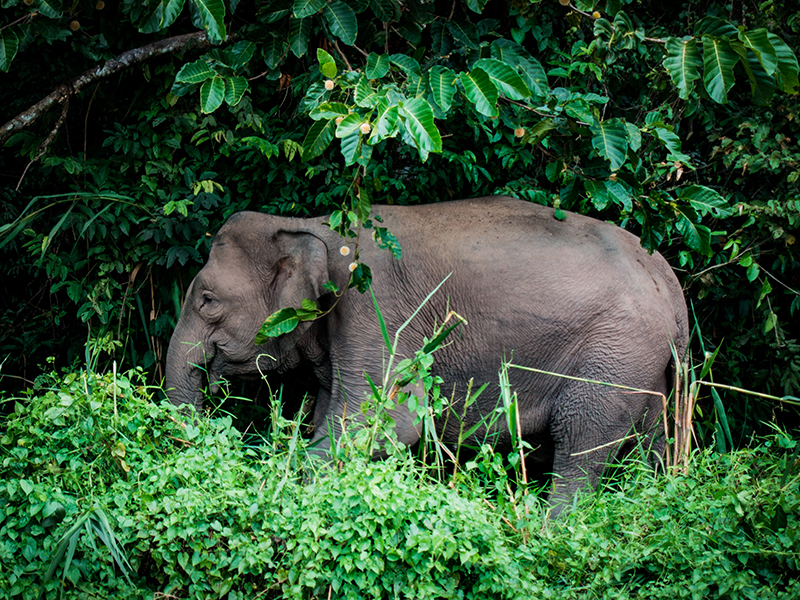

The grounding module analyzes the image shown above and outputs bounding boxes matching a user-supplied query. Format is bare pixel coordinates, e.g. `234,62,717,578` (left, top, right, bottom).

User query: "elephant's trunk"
164,328,212,415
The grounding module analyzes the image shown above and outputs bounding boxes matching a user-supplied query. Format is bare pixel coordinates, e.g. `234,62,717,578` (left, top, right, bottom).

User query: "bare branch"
0,31,216,145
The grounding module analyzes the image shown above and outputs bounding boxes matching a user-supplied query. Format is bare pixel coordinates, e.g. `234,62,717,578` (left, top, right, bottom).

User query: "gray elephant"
165,196,688,512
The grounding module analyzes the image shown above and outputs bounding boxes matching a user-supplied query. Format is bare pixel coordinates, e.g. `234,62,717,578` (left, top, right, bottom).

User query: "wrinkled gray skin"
165,197,688,514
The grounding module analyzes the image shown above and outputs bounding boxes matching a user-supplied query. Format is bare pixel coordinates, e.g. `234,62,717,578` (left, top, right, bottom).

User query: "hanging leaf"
389,54,421,76
224,41,257,70
302,119,336,161
335,113,363,138
739,29,778,75
309,102,350,120
734,44,777,105
369,102,400,143
651,126,692,166
263,36,286,70
675,206,712,255
677,185,733,217
399,97,442,161
460,68,498,117
255,308,300,343
200,76,226,113
606,180,633,211
694,16,738,38
356,76,382,108
191,0,227,43
317,48,337,79
366,53,390,79
175,59,215,84
428,66,457,112
0,26,20,73
370,0,399,22
323,1,357,46
339,130,362,166
223,76,248,106
702,36,739,103
473,58,531,100
446,20,479,50
288,18,311,57
768,33,800,94
293,0,325,19
36,0,62,19
663,37,702,100
590,118,628,171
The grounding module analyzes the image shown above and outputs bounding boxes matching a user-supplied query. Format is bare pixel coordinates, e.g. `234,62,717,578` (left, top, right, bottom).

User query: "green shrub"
1,368,799,599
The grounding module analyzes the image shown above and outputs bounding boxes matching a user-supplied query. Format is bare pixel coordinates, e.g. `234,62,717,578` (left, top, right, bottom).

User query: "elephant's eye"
200,291,218,309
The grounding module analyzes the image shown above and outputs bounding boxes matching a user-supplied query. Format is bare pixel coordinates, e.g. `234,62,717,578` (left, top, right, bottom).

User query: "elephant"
165,196,689,513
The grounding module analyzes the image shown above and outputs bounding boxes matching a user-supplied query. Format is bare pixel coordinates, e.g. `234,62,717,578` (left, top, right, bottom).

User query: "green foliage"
1,369,799,598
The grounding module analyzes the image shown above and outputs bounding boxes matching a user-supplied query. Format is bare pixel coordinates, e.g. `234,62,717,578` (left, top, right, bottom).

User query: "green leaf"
733,44,776,105
224,40,256,70
309,102,350,120
200,76,226,113
339,130,362,166
702,36,739,103
768,33,800,94
564,99,594,124
191,0,227,43
473,58,531,100
289,18,311,57
399,97,442,161
0,26,20,73
323,1,357,46
624,121,642,152
677,185,733,217
355,76,381,108
446,20,479,50
175,59,214,84
36,0,62,19
694,16,738,38
664,37,702,100
255,308,299,343
357,186,371,223
366,53,390,79
317,48,337,79
389,54,421,76
590,118,628,171
739,29,778,75
460,68,499,117
675,206,712,255
335,113,363,138
263,36,286,69
490,39,548,98
429,66,457,112
606,180,633,211
293,0,325,19
373,227,401,259
224,76,248,106
302,118,336,161
370,102,399,143
370,0,398,22
651,126,692,166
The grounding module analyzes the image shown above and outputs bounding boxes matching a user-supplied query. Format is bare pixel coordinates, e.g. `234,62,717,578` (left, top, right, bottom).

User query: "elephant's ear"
272,231,329,350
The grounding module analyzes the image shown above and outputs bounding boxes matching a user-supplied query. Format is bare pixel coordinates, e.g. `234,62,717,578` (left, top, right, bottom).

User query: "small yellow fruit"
23,0,34,5
609,173,618,181
335,116,344,125
324,79,335,90
592,11,601,19
558,0,570,5
340,246,351,256
96,0,105,8
69,20,80,31
348,262,359,272
359,122,371,135
514,127,525,138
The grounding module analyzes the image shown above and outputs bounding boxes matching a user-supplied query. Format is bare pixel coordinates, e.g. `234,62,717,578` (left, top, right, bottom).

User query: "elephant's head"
164,213,333,413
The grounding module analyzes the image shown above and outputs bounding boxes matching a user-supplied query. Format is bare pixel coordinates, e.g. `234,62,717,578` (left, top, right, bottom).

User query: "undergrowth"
1,367,799,599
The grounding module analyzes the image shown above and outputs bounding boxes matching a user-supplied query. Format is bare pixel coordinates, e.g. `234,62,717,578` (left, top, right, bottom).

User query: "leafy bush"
2,368,799,599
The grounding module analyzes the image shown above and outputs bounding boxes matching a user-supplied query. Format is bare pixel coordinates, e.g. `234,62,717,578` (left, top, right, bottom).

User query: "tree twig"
16,98,69,191
0,31,217,144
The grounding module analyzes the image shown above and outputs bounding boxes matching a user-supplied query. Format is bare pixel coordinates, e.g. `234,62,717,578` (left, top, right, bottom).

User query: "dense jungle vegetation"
1,0,799,597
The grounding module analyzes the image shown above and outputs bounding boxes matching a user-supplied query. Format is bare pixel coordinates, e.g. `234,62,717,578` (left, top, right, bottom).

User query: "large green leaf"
263,36,286,70
366,53,390,79
339,130,362,166
335,113,363,138
663,37,702,100
428,66,457,112
0,26,20,73
255,308,300,343
309,102,350,120
768,33,800,94
651,126,692,166
224,41,256,70
389,54,421,76
288,18,311,58
677,185,733,217
675,206,712,256
317,48,337,79
590,118,628,171
733,43,776,105
739,29,778,75
223,76,248,106
200,76,226,113
191,0,227,43
370,102,400,143
473,58,531,100
36,0,62,19
302,118,336,161
293,0,325,19
399,97,442,161
460,68,498,117
140,0,185,33
702,36,739,103
694,16,738,38
323,1,357,46
174,59,214,84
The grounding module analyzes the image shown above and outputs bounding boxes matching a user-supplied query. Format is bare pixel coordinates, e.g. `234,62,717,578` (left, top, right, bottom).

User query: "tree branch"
0,31,215,145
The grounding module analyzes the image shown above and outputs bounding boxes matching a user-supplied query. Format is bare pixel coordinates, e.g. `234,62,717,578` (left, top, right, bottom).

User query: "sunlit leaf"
335,113,363,138
399,97,442,161
317,48,337,79
369,102,399,143
255,308,299,343
739,29,778,75
366,53,390,79
223,76,248,106
174,59,214,84
663,37,702,100
702,36,739,103
429,66,457,112
199,76,225,113
590,118,628,171
473,58,531,100
302,118,336,161
677,185,733,217
460,68,498,117
310,102,350,120
191,0,227,43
